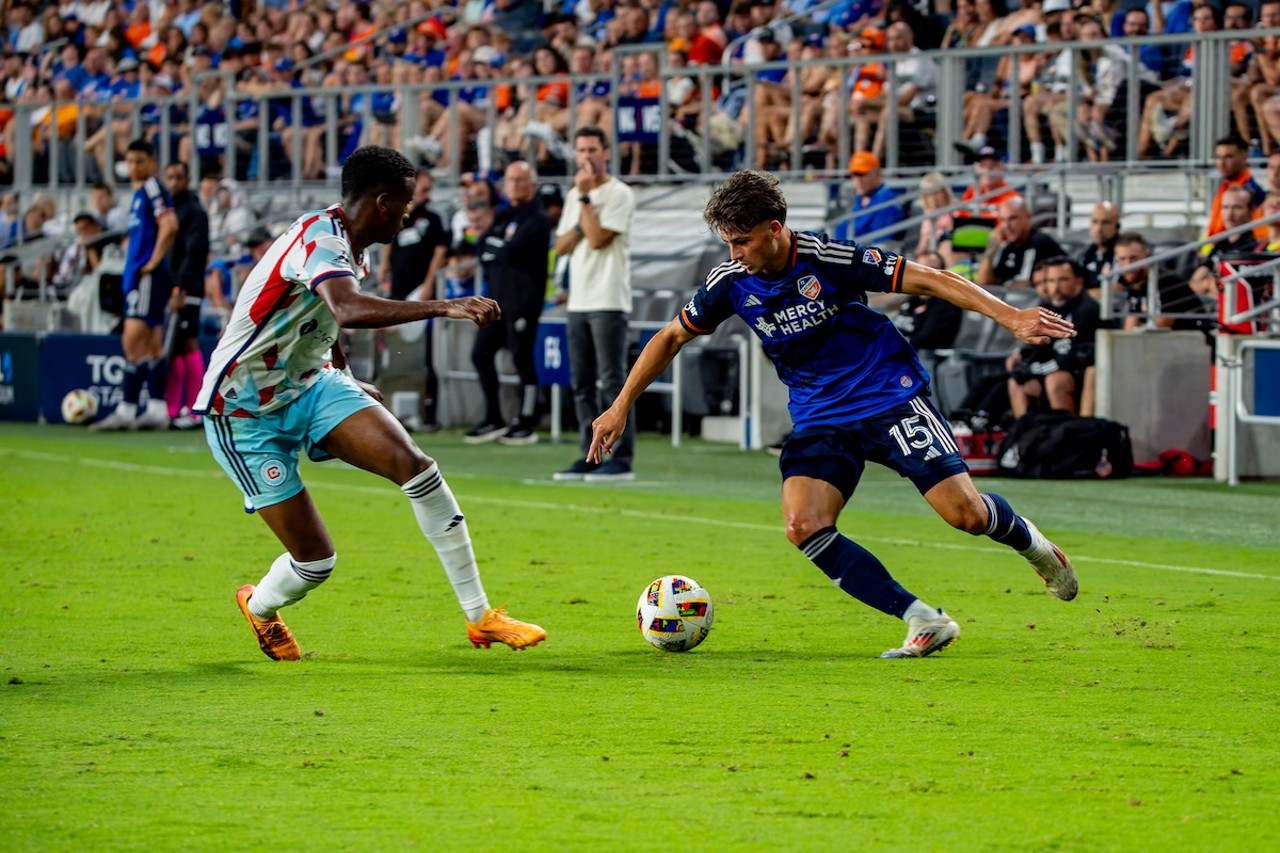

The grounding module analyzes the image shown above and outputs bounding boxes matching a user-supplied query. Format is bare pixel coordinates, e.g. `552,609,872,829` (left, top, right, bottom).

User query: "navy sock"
122,361,147,406
798,526,916,618
979,493,1033,551
146,358,168,403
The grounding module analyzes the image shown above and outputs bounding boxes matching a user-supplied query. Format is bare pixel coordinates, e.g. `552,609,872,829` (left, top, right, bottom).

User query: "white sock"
902,599,938,624
1030,142,1046,164
115,401,138,420
402,466,490,622
249,552,335,619
1055,144,1069,163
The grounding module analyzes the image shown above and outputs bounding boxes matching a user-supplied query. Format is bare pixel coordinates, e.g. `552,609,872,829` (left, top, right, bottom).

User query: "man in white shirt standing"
552,126,638,482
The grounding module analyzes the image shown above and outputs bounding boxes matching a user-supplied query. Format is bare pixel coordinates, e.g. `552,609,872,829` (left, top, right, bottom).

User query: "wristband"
579,196,591,205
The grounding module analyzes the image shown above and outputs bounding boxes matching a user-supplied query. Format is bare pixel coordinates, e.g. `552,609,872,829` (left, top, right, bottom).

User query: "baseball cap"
537,183,564,206
418,17,447,40
1013,24,1037,39
860,28,885,49
1043,0,1071,14
387,27,407,45
246,226,273,248
976,145,1002,161
848,150,881,175
753,28,776,43
273,57,294,73
116,56,139,72
472,45,500,66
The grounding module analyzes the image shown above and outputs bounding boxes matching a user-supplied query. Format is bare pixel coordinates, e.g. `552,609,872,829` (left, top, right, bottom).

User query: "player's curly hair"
341,146,416,203
703,170,788,236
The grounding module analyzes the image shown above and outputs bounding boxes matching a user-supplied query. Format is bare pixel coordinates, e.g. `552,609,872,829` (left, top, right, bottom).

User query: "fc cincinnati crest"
797,275,822,300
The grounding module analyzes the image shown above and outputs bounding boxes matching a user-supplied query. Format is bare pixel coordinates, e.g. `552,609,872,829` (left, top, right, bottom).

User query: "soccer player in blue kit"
91,139,177,431
588,170,1079,658
194,146,545,660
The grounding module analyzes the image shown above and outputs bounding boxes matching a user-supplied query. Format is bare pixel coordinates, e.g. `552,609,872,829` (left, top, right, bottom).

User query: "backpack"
996,411,1133,479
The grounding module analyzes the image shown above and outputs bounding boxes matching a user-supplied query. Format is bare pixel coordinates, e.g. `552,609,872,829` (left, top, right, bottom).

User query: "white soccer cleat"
1019,517,1078,601
880,608,960,659
89,407,136,431
134,400,171,431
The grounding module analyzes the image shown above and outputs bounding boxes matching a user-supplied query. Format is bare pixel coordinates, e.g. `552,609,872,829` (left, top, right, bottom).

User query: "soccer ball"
61,389,99,424
636,575,713,652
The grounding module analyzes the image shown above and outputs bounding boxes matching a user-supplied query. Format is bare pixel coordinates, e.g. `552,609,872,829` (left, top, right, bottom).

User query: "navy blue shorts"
124,270,171,328
779,395,968,501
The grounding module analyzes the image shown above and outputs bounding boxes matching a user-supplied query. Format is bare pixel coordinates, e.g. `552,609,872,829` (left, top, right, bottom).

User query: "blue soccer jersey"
124,176,173,290
679,231,929,429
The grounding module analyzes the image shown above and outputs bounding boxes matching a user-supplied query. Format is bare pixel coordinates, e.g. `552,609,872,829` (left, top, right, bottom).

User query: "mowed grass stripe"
4,445,1276,583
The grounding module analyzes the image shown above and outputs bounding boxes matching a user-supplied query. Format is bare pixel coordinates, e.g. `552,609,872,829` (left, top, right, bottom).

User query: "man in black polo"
382,167,450,430
977,195,1065,288
1079,201,1119,295
163,160,210,429
1007,258,1100,417
1112,232,1210,331
468,159,551,446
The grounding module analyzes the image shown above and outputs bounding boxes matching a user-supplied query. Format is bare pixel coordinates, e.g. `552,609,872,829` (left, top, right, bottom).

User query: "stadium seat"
929,285,1037,416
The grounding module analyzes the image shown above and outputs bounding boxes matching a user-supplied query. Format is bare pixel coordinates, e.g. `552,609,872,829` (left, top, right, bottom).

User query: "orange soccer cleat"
466,607,547,650
235,584,302,661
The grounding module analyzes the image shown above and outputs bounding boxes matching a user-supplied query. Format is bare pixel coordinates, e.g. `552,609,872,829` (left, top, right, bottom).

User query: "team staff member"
382,167,450,431
468,159,551,446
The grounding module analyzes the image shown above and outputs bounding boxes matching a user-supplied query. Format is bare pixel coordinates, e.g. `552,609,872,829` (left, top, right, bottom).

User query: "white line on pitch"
3,446,1275,582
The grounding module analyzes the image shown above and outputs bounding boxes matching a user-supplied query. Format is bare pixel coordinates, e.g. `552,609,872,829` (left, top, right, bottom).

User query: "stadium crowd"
0,0,1277,455
1,0,1279,182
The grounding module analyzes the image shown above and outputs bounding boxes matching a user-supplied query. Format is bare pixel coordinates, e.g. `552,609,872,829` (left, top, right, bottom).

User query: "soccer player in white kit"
194,146,546,659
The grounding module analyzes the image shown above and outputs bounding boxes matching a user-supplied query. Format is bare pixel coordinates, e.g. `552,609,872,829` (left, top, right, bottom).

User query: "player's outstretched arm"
899,260,1076,345
588,318,697,463
317,274,501,329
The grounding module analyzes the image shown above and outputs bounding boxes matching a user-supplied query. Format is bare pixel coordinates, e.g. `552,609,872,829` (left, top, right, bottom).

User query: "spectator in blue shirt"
834,151,904,243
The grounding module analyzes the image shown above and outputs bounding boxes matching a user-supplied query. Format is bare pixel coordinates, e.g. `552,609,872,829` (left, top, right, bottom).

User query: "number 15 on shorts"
888,414,936,456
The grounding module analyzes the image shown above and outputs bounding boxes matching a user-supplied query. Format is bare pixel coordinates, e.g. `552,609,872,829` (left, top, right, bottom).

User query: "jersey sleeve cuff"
308,270,349,292
888,257,905,293
678,307,712,336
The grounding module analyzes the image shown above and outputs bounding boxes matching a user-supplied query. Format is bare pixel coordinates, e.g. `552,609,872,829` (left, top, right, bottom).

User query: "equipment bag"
996,411,1133,479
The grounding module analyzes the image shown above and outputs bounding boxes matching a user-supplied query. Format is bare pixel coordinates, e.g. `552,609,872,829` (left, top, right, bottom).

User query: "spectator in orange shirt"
850,28,888,154
958,146,1019,220
1202,135,1266,255
125,3,152,51
689,1,728,66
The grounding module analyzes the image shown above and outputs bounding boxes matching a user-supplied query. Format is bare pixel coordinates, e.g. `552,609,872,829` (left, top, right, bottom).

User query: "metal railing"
1100,208,1280,327
1,27,1256,204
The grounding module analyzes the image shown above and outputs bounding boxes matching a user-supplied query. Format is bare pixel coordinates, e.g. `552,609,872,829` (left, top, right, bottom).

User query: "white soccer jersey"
194,205,370,417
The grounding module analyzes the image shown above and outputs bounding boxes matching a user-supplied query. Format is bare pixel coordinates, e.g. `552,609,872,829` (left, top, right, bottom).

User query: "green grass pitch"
2,423,1279,850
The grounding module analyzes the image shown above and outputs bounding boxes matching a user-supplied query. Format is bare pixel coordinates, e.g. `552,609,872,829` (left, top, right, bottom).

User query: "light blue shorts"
204,369,379,511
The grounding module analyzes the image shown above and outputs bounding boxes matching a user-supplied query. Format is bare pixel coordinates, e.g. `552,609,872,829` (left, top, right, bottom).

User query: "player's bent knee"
785,518,828,547
954,505,990,535
395,453,436,487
